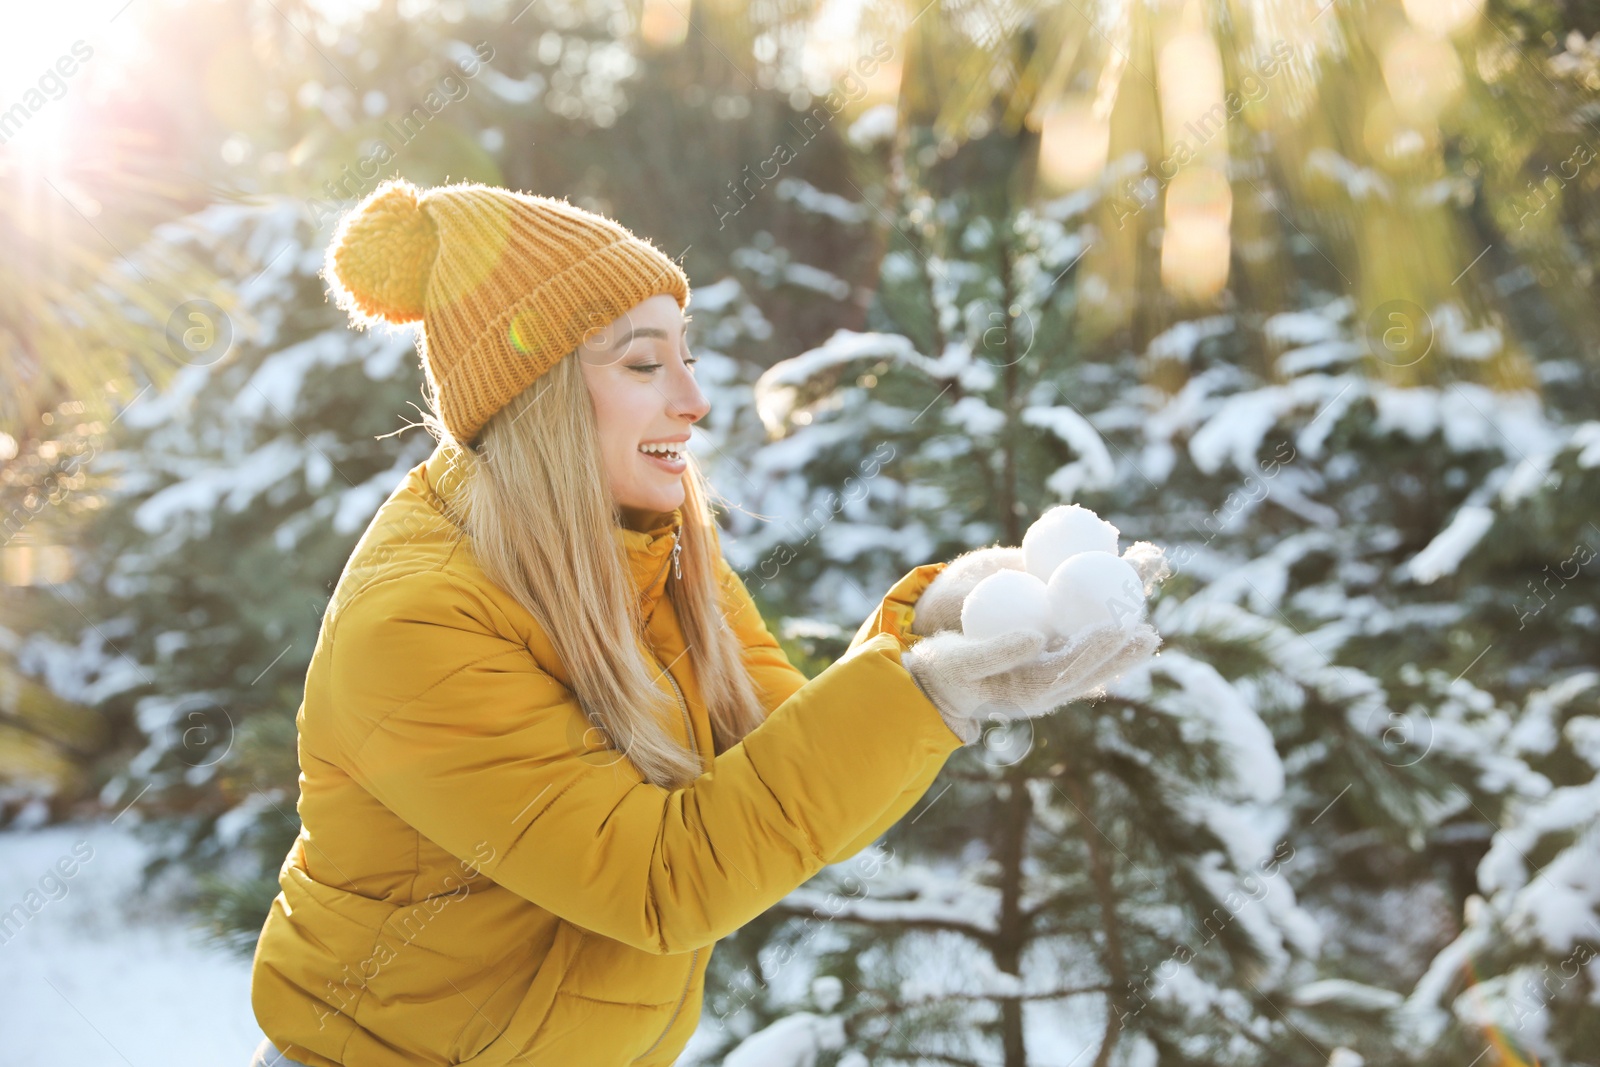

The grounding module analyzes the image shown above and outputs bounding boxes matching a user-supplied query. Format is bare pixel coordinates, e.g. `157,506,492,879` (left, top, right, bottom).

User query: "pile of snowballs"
961,505,1148,643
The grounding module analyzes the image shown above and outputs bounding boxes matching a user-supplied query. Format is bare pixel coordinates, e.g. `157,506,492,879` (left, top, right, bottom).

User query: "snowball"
1021,504,1120,581
1046,551,1146,638
961,569,1055,641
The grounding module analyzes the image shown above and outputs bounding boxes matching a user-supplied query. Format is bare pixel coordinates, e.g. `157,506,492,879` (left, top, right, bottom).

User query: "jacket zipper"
646,529,679,593
662,653,698,761
643,529,695,762
636,647,700,1063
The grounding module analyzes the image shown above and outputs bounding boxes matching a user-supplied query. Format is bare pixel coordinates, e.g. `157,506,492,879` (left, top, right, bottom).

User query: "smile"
639,441,687,471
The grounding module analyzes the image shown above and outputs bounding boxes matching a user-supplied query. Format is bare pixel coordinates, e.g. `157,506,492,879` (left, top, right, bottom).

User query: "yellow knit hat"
323,178,691,447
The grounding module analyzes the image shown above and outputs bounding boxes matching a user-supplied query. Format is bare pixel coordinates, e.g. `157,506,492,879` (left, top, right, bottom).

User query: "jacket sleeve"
327,567,965,956
714,557,955,863
846,561,949,653
711,556,810,716
833,561,954,858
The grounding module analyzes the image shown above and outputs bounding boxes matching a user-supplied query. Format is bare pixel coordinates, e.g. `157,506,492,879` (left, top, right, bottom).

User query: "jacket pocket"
516,992,679,1065
455,921,588,1067
556,931,697,1007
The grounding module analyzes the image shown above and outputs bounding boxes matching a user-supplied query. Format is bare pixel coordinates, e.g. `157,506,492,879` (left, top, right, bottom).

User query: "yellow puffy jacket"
250,443,963,1066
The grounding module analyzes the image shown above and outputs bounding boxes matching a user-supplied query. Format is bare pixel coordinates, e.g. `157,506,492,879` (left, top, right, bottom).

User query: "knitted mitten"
903,621,1162,743
1120,541,1173,595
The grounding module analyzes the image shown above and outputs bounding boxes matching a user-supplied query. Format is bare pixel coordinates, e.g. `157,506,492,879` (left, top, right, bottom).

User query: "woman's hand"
1120,540,1173,595
904,537,1172,743
902,619,1162,743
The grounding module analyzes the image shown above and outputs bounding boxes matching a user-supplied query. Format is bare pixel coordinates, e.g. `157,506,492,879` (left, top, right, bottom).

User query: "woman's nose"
669,365,710,423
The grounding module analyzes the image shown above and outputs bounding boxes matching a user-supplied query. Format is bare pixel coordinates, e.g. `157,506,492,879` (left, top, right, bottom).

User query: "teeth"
639,442,684,457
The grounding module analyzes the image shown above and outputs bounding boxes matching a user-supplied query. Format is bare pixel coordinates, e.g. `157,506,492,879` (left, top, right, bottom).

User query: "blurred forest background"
2,0,1600,1063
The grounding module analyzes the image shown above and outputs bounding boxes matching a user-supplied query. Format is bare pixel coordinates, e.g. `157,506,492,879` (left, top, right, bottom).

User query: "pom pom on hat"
325,179,439,325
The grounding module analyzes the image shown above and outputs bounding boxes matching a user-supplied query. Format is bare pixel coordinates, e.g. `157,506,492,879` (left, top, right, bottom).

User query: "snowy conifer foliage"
25,198,427,944
693,186,1341,1064
691,165,1599,1062
1392,411,1600,1065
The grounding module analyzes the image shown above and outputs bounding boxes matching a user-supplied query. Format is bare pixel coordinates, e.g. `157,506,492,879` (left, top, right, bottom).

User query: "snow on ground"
0,819,265,1065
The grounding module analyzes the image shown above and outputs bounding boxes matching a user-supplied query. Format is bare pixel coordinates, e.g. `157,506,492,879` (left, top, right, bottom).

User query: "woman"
249,179,1165,1067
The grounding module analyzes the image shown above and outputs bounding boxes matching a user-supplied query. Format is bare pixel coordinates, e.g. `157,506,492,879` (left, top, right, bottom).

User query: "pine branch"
763,899,997,946
905,984,1113,1006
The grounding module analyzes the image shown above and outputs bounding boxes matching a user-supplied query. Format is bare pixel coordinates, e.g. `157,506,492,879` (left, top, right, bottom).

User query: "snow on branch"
1399,503,1496,585
770,861,1002,941
752,329,969,435
1145,651,1284,805
772,884,999,940
1019,403,1116,500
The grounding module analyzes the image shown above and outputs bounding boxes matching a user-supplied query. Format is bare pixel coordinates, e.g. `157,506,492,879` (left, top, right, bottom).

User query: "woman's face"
578,293,710,515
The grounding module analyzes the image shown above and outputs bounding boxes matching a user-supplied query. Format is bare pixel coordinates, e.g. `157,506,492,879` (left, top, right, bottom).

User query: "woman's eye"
627,358,697,373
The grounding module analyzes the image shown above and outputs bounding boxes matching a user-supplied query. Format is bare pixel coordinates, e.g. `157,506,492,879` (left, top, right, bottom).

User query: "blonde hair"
418,352,769,789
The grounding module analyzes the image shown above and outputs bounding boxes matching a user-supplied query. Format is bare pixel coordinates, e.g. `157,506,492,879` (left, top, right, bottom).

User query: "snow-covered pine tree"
685,126,1452,1064
1266,13,1600,1062
1387,375,1600,1065
710,194,1600,1067
22,198,426,951
684,1,1600,1059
